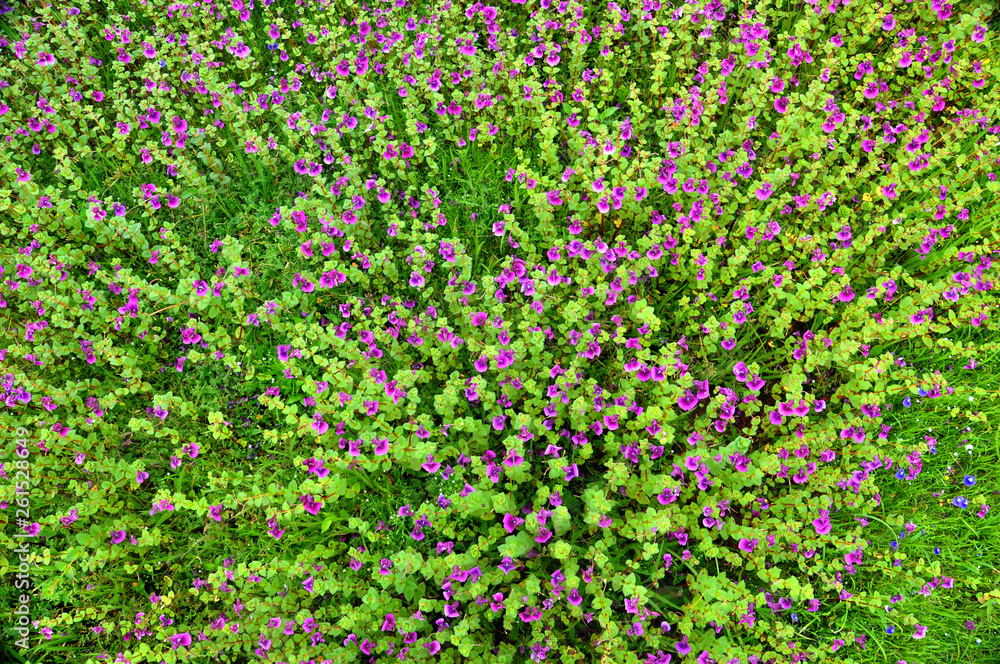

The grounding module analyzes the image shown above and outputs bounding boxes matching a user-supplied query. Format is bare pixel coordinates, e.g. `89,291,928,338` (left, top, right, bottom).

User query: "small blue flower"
934,546,941,555
886,625,895,635
895,468,906,480
890,540,898,549
953,496,969,509
159,60,166,67
903,396,911,407
964,475,976,487
918,387,928,397
791,613,798,623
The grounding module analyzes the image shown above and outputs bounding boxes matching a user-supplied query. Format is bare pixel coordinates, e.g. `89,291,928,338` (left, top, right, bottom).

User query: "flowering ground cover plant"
1,0,1000,662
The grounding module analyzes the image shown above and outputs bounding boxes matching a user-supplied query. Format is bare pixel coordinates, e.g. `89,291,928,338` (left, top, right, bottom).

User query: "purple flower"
498,558,517,576
812,516,832,535
170,632,192,649
110,530,127,544
301,494,323,515
677,390,698,411
422,455,441,473
503,513,524,533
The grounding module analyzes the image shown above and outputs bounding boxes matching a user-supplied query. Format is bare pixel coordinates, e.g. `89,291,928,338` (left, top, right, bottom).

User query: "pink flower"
171,632,192,649
300,494,323,515
812,517,831,535
677,390,698,411
913,624,927,639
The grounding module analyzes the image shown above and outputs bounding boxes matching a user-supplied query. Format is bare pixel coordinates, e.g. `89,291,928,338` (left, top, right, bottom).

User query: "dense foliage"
1,0,999,663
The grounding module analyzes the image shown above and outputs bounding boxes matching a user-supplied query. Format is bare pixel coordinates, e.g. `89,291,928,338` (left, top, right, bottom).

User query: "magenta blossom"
170,632,192,649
